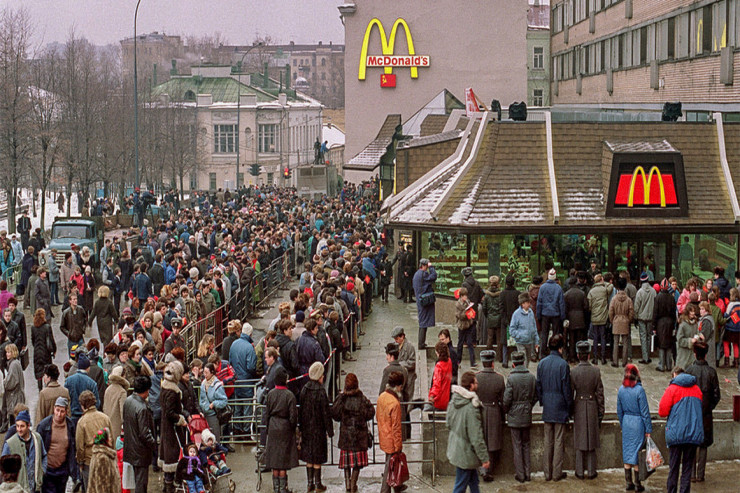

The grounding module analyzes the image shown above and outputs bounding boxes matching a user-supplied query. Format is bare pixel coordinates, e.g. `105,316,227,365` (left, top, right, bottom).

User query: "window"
671,233,738,288
533,89,544,106
293,59,297,66
209,173,217,191
237,172,244,187
258,124,279,153
321,58,326,66
213,124,237,153
267,172,274,185
421,232,468,294
533,47,544,69
189,173,197,190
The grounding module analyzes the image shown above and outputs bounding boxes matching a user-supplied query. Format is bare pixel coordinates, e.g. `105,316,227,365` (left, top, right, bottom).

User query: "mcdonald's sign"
606,148,688,218
358,18,430,86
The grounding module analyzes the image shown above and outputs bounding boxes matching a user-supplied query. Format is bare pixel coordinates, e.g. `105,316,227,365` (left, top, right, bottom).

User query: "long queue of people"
0,182,393,493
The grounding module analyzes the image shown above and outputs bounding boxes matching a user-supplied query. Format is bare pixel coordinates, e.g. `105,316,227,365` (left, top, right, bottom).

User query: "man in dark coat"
461,266,484,344
570,341,605,480
476,350,505,482
123,376,157,493
149,255,165,298
653,279,677,372
564,283,589,362
500,276,521,368
17,211,31,252
413,258,437,350
400,245,415,303
378,342,408,399
685,341,720,482
536,269,566,359
503,351,538,483
535,334,573,482
34,268,53,320
295,319,324,393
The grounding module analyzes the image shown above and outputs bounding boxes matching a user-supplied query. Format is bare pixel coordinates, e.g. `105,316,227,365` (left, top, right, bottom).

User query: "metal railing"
3,263,22,287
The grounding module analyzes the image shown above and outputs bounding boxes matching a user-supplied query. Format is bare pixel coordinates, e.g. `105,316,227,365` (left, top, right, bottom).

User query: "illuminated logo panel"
614,166,678,207
359,18,430,86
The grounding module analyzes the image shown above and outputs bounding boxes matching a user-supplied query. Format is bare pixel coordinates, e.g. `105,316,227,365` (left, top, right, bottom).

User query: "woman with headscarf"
87,428,121,493
617,364,652,492
331,372,376,493
90,286,118,346
82,265,96,314
159,361,188,493
31,308,55,391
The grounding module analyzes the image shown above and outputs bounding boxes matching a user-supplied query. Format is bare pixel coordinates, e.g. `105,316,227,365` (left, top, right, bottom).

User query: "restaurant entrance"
611,234,672,284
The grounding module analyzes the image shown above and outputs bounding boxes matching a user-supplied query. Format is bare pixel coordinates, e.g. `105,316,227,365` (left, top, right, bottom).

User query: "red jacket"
429,359,452,410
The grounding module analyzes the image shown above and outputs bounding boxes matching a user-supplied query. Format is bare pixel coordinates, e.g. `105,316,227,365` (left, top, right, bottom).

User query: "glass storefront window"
672,233,738,288
547,234,609,281
421,232,467,294
470,235,540,292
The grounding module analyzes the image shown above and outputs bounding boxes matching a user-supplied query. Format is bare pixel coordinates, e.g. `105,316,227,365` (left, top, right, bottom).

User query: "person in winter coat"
654,279,678,372
2,411,45,493
81,266,96,314
76,390,112,490
508,293,540,367
122,377,157,493
34,268,53,321
228,322,257,429
379,342,408,401
158,361,188,493
475,350,505,482
413,258,437,350
570,341,605,480
685,342,721,482
37,397,78,492
460,267,484,344
696,301,716,370
455,287,476,366
609,277,634,367
500,276,521,368
59,292,87,357
87,428,121,493
275,321,300,380
31,308,55,390
481,276,503,350
261,367,299,493
536,269,566,359
446,371,490,493
296,319,324,381
377,370,404,493
503,351,537,483
535,334,572,482
676,304,699,370
175,443,207,493
198,363,228,441
723,287,740,368
36,364,69,424
89,286,118,346
587,274,612,363
634,273,657,364
564,283,589,363
0,454,28,493
331,373,375,493
427,342,452,411
659,367,704,493
298,362,334,492
103,366,128,440
64,353,100,419
3,344,25,426
122,345,153,388
617,364,652,492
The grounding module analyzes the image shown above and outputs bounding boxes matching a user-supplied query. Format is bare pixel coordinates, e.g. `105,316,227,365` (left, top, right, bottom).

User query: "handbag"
216,404,233,425
19,348,29,371
419,291,436,307
387,452,409,488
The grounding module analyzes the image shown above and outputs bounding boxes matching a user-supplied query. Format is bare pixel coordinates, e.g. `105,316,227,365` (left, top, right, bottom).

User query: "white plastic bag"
645,437,664,471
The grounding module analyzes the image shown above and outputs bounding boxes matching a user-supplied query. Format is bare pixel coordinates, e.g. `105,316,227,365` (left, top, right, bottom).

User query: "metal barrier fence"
2,263,22,287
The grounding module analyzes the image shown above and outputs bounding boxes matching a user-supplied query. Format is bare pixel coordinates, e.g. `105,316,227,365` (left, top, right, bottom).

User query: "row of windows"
553,0,625,34
292,57,329,67
212,124,281,154
554,0,740,80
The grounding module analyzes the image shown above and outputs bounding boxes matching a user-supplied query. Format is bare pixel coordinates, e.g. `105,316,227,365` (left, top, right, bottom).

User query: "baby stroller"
175,424,236,493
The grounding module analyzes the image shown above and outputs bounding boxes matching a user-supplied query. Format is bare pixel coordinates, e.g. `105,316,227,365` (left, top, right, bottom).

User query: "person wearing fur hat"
103,366,129,440
446,371,489,492
176,443,207,493
159,361,188,493
87,427,121,493
0,454,26,493
298,362,333,492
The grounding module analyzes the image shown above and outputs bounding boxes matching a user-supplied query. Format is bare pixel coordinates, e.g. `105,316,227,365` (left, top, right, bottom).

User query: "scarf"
185,455,201,475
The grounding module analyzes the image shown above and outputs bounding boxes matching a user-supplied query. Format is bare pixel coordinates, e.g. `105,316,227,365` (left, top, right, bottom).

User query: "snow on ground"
0,190,79,233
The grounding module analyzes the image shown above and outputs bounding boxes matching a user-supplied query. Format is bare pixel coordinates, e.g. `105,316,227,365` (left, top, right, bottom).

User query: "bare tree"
0,7,33,233
28,46,63,230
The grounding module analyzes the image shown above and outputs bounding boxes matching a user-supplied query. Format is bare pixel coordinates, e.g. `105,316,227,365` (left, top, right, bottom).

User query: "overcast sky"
8,0,345,48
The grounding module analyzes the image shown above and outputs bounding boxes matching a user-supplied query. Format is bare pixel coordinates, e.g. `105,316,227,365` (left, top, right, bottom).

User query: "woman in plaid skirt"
331,373,376,492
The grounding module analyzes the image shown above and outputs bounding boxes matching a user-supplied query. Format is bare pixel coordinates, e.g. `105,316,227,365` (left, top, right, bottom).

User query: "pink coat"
0,289,13,312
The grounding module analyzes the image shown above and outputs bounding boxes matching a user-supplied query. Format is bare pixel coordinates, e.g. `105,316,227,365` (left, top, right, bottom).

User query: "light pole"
236,42,263,188
133,0,143,189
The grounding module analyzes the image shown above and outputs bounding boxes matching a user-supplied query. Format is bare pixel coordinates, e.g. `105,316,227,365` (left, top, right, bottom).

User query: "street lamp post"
236,42,263,189
133,0,143,190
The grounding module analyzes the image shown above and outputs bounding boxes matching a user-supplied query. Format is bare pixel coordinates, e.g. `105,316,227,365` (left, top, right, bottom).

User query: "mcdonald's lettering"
359,18,430,83
614,166,678,207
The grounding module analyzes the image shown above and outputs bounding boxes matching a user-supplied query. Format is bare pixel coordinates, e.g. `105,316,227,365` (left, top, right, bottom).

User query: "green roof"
150,76,276,103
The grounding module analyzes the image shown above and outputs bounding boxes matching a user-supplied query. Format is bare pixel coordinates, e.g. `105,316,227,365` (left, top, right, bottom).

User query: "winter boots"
314,468,327,492
625,468,635,490
273,476,293,493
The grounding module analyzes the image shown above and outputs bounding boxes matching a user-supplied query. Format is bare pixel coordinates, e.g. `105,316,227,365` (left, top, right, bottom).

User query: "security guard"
570,341,605,479
475,349,505,482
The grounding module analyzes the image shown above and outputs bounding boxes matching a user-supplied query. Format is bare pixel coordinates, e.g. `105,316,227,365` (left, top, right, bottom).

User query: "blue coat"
296,331,324,376
413,267,437,329
536,350,572,423
509,307,540,345
64,371,100,417
617,383,652,464
199,378,228,417
229,333,257,380
37,415,78,478
135,272,152,300
536,280,566,320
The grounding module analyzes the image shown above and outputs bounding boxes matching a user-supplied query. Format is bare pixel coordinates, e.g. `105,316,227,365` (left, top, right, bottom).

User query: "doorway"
611,234,671,284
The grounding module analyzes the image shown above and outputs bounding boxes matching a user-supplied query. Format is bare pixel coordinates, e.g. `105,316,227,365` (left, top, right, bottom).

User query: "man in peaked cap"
570,341,605,480
476,350,506,482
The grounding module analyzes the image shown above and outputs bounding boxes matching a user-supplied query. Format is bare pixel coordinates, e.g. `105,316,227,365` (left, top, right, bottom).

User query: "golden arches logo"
627,166,666,207
359,18,422,80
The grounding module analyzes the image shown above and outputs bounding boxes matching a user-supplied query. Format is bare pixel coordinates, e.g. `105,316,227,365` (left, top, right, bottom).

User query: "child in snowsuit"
199,429,231,477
